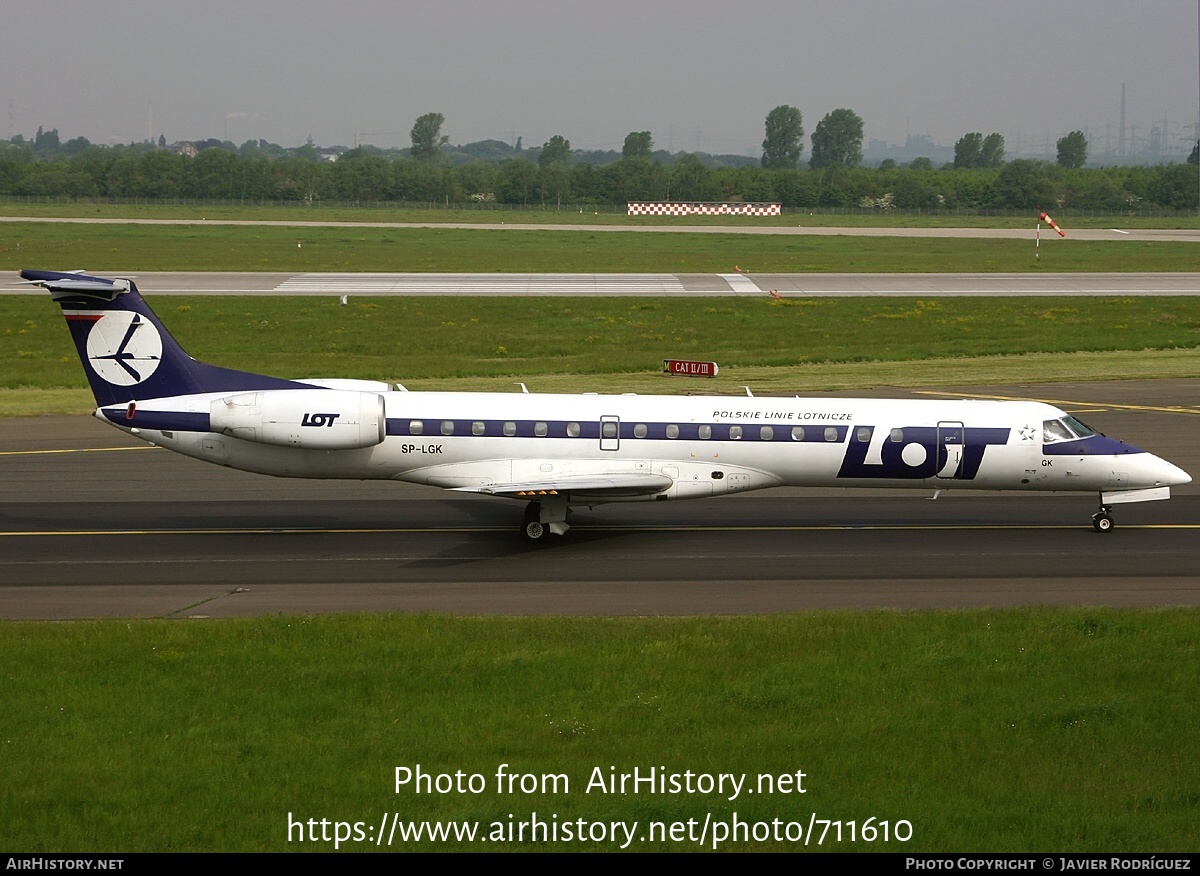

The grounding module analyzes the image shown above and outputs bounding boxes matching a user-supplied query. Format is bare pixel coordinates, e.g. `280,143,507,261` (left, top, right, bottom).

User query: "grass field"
3,294,1200,415
3,220,1200,273
2,610,1198,852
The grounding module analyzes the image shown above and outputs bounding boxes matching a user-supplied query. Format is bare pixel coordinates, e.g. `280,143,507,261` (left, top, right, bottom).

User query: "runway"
7,270,1200,296
2,379,1197,619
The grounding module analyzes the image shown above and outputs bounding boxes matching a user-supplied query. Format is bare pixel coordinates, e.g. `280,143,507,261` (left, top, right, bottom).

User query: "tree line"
1,113,1196,212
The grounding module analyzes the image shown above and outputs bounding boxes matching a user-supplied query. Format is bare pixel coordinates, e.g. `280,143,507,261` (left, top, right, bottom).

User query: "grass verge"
3,348,1199,417
4,295,1200,414
2,221,1199,272
1,610,1197,852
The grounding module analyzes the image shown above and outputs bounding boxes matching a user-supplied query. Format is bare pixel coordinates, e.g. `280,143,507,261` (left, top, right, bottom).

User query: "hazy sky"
3,0,1197,157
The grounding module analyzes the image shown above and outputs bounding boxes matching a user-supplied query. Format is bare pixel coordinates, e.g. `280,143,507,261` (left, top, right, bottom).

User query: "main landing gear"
1091,504,1114,533
522,501,547,543
521,499,570,544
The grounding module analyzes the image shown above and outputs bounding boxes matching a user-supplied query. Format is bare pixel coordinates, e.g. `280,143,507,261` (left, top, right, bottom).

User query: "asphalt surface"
8,270,1200,296
2,379,1197,619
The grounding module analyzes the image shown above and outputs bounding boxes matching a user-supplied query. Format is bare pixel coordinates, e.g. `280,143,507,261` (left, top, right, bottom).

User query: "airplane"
21,269,1192,542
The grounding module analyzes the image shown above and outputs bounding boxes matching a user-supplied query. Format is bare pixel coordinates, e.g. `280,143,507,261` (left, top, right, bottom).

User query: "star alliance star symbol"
1018,424,1036,441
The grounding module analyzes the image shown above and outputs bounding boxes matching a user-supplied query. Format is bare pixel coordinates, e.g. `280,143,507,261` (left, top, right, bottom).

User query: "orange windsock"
1038,211,1066,237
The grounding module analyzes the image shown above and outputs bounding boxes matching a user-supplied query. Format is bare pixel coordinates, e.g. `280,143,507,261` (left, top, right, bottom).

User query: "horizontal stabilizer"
19,270,132,300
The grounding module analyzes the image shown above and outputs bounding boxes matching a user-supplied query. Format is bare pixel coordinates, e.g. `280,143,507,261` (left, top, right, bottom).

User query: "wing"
451,472,672,500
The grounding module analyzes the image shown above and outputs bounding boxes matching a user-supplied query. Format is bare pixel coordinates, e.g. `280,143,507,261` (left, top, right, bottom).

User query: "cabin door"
936,421,965,479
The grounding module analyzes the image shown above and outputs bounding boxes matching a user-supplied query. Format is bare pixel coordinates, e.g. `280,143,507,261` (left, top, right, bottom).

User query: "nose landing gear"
1091,504,1114,533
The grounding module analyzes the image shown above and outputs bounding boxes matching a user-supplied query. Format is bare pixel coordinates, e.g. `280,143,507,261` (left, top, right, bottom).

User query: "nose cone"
1152,455,1192,488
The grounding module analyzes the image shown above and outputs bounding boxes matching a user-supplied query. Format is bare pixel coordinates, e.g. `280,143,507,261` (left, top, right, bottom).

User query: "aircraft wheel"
1092,512,1114,533
522,518,549,544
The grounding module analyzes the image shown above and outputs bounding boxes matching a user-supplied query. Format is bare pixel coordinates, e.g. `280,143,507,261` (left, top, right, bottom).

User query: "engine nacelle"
209,389,386,450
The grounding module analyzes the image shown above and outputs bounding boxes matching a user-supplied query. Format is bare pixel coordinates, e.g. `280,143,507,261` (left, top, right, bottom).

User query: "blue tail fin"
22,270,302,406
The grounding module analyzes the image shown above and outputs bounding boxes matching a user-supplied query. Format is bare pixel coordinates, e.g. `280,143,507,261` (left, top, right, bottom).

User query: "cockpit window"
1042,419,1076,443
1061,415,1097,439
1043,416,1099,443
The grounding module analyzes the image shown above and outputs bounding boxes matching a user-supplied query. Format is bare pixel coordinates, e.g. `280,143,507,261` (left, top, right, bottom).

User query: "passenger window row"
405,420,844,441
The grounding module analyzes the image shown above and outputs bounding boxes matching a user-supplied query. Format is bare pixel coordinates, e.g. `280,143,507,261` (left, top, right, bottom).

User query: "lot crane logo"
85,311,163,385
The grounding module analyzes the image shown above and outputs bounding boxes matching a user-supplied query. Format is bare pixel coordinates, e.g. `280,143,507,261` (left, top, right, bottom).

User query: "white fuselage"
102,390,1190,506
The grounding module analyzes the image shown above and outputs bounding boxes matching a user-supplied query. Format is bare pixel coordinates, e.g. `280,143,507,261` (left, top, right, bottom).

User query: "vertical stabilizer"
22,270,303,405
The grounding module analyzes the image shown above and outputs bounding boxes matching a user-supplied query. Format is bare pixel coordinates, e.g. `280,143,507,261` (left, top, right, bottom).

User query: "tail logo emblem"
85,312,163,386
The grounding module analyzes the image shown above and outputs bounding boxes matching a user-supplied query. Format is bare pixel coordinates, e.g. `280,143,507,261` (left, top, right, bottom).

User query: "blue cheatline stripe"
1042,435,1146,456
108,412,1147,458
100,409,211,432
386,418,851,443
